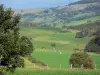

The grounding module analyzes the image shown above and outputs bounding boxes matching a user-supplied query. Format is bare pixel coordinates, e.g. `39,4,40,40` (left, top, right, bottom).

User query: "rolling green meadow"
6,26,100,75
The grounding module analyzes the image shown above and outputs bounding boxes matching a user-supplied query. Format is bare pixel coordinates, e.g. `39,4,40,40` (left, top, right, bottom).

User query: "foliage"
87,57,94,69
19,36,34,56
85,36,100,53
0,4,34,73
51,43,56,50
27,55,36,63
51,43,56,47
75,32,84,38
69,52,94,69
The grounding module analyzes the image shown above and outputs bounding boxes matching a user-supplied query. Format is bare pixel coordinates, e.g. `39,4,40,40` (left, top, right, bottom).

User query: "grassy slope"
67,16,100,26
56,16,100,27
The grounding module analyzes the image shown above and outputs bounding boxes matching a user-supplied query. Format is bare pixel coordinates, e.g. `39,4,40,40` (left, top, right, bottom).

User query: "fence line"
11,63,98,70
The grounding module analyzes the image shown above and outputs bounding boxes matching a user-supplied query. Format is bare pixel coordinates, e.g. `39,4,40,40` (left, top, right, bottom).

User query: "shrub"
75,32,84,38
69,52,94,69
27,56,36,63
87,57,94,69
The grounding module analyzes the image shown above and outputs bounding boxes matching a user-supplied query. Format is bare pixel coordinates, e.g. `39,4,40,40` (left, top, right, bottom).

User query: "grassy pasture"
6,69,100,75
56,16,100,27
20,27,100,69
67,16,100,26
5,26,100,75
20,27,89,51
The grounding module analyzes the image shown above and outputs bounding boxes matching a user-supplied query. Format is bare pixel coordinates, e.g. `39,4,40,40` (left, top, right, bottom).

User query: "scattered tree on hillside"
51,43,56,52
75,32,84,38
0,4,34,73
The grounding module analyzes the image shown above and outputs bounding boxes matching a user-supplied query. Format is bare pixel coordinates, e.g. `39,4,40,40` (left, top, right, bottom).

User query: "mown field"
20,27,100,69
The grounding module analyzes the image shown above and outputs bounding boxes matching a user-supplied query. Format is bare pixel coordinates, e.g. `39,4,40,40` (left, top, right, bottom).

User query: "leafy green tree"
19,36,34,56
69,52,94,69
0,4,34,73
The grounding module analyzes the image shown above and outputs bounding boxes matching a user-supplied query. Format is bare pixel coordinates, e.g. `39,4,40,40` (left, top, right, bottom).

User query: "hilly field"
6,27,100,75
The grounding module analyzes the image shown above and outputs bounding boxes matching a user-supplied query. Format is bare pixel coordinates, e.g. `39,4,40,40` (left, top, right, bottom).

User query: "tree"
0,4,34,73
75,32,84,38
85,36,100,53
69,52,94,69
19,36,34,56
51,43,56,52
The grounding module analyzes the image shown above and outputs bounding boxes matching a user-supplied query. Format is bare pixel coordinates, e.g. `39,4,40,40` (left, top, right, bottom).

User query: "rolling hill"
14,0,100,28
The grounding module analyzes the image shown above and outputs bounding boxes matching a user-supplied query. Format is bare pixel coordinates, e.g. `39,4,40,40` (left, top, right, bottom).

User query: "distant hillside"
14,8,46,14
69,0,100,5
69,20,100,30
16,0,100,28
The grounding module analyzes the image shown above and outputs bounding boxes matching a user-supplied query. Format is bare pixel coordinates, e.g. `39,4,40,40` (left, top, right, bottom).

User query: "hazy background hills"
13,0,100,29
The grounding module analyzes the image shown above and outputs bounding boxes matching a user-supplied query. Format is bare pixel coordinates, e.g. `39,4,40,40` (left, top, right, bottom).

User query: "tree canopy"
69,52,94,69
0,4,34,73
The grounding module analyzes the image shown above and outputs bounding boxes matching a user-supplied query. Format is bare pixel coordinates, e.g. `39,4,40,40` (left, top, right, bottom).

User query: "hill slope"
15,0,100,28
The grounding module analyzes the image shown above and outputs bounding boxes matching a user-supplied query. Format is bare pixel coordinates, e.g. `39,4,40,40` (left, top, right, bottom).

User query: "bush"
87,57,94,69
85,36,100,53
75,32,84,38
27,56,36,63
0,71,4,75
69,52,94,69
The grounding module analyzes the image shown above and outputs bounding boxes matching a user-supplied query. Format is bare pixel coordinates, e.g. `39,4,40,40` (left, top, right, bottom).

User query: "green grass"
67,16,100,26
91,55,100,69
55,16,100,27
20,27,89,50
19,27,100,69
6,69,100,75
32,51,72,68
5,26,100,75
